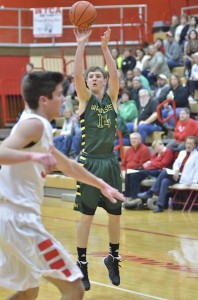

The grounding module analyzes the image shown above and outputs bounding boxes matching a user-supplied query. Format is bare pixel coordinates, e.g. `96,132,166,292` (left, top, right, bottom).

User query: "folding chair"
170,184,198,212
188,185,198,212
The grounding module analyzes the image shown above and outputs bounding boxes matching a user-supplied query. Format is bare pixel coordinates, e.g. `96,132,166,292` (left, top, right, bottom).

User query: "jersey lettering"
97,114,111,128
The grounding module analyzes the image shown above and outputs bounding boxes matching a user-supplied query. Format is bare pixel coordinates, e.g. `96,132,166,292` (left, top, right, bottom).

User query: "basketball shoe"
104,254,121,286
77,260,90,291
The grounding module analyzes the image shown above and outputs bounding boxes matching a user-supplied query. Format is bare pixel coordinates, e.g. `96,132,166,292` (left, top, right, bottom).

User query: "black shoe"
137,191,152,200
77,261,90,291
104,254,121,286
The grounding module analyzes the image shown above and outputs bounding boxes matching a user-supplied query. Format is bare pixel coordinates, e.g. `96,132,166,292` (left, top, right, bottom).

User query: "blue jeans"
150,169,177,208
126,122,162,144
161,107,182,129
53,135,72,155
125,169,161,198
167,59,182,70
71,132,82,156
142,69,157,85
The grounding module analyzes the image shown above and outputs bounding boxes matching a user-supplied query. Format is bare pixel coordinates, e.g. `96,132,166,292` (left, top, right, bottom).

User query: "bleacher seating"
44,174,77,201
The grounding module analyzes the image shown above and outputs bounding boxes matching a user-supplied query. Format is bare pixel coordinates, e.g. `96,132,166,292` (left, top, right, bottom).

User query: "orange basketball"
69,1,97,28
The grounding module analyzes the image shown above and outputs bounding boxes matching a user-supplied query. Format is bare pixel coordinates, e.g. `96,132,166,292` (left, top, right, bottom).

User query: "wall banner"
32,7,63,38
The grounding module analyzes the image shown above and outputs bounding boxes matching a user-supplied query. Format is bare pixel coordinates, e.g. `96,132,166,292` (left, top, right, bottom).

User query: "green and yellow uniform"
74,93,122,215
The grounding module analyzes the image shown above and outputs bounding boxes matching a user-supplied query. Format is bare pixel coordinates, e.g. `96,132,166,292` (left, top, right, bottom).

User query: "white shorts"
0,202,82,291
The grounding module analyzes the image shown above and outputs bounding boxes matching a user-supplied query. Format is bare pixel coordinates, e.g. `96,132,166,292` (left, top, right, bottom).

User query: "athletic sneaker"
77,260,90,291
104,254,121,286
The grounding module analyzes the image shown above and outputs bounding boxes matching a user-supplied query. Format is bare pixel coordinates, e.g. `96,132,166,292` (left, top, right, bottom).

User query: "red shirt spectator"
145,147,174,169
174,118,198,141
121,133,150,171
167,108,198,153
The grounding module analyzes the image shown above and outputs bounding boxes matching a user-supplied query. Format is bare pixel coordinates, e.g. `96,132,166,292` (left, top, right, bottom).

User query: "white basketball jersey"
0,114,53,214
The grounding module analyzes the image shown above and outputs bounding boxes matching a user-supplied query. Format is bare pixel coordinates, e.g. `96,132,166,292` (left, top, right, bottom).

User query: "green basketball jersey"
80,93,117,155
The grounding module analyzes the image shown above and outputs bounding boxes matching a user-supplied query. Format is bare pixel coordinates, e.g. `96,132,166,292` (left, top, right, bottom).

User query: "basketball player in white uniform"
0,71,125,300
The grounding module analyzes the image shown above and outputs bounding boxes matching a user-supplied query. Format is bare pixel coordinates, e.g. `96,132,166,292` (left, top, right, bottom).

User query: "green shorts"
74,153,122,215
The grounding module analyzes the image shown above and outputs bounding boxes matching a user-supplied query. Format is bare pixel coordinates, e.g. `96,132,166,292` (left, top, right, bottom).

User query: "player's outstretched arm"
73,28,92,105
0,146,57,175
54,149,125,204
101,27,119,105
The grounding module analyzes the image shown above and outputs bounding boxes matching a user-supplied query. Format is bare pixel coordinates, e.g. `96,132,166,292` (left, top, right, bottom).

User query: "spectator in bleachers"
26,63,34,74
175,14,189,43
142,44,170,86
164,31,183,70
118,89,138,123
138,136,198,212
129,76,144,110
169,15,180,36
53,107,74,155
133,67,151,92
66,108,82,159
114,115,130,157
121,48,136,78
125,69,134,91
121,132,151,177
22,63,34,80
184,30,198,71
135,48,147,71
179,16,198,47
161,73,189,130
123,139,174,209
155,37,165,54
152,74,170,104
126,89,162,143
118,78,127,101
105,47,123,72
186,52,198,99
167,107,198,152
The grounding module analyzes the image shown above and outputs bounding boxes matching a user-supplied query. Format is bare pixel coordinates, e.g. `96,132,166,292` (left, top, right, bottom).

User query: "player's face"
86,71,106,92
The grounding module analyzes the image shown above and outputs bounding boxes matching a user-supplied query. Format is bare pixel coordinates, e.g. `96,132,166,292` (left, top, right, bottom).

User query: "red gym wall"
0,0,197,79
0,0,197,42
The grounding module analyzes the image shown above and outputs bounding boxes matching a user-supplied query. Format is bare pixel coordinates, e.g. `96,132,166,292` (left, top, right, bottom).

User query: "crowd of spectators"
50,13,198,212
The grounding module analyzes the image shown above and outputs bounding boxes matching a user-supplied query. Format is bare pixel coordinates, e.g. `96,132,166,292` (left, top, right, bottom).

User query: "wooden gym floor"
0,197,198,300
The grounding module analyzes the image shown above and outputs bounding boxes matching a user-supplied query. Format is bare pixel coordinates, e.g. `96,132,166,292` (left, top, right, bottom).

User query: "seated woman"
123,139,174,209
142,44,170,86
161,73,189,130
118,89,138,123
184,29,198,71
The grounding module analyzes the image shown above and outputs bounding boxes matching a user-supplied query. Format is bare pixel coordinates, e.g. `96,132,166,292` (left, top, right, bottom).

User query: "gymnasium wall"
0,0,197,43
0,0,197,80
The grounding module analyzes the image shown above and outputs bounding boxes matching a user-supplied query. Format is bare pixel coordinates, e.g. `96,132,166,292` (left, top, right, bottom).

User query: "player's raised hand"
101,27,111,47
73,27,92,44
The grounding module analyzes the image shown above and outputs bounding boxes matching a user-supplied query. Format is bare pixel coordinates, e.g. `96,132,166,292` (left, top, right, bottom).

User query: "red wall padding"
0,0,197,44
0,57,29,80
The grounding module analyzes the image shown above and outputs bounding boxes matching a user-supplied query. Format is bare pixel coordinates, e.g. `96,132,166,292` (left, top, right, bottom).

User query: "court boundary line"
90,281,169,300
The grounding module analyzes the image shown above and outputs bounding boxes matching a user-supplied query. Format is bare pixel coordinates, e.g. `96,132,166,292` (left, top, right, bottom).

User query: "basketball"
69,1,97,28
